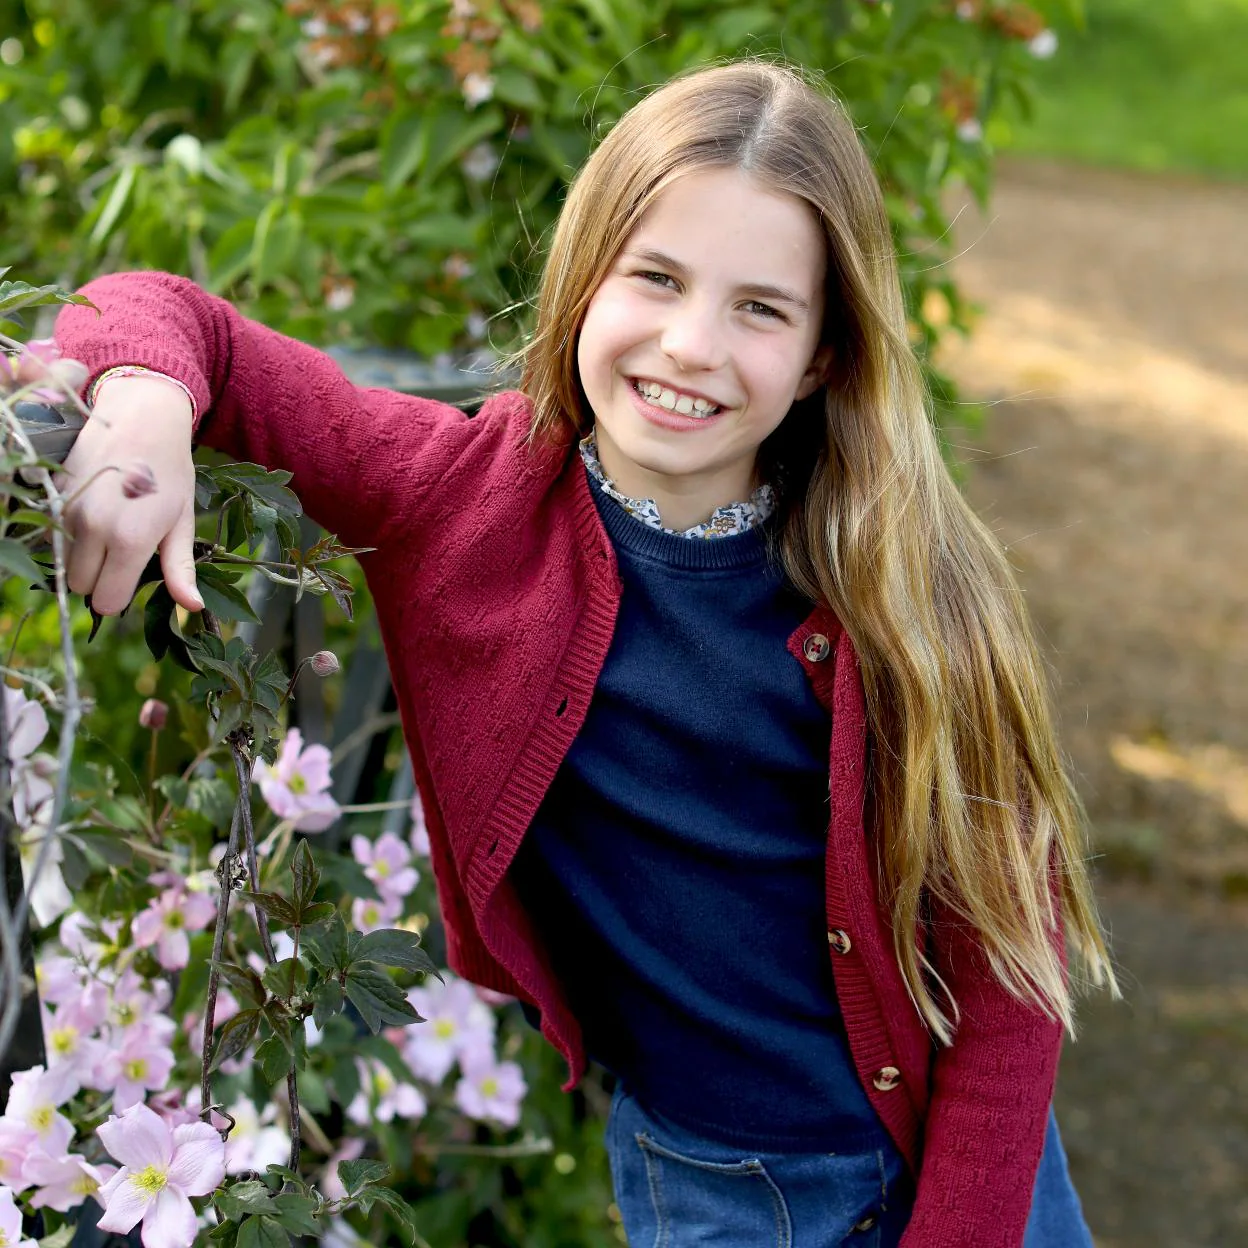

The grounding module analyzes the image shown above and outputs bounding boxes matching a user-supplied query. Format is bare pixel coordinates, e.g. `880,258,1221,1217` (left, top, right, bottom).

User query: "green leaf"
236,1216,290,1248
240,890,300,928
0,537,48,584
142,582,176,660
196,564,260,624
355,1183,423,1244
337,1157,391,1197
299,901,336,924
215,1178,275,1220
310,977,343,1030
254,1034,291,1085
208,219,257,292
37,1224,75,1248
211,961,266,1010
381,106,430,192
212,1009,260,1070
290,838,319,911
251,202,302,290
301,914,350,971
213,464,302,516
89,163,138,250
342,968,422,1033
261,957,308,998
351,928,437,977
269,1194,320,1237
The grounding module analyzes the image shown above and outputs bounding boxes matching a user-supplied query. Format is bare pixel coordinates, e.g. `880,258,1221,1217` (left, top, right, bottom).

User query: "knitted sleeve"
54,271,475,549
898,899,1064,1248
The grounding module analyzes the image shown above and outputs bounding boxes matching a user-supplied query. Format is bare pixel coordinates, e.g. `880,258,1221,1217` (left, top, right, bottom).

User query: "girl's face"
576,165,832,531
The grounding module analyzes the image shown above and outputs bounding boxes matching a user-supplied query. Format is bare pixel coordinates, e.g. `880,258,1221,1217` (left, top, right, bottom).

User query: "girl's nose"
658,301,725,372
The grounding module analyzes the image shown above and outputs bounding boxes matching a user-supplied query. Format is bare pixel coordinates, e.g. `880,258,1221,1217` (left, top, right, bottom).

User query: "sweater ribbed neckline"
585,470,770,572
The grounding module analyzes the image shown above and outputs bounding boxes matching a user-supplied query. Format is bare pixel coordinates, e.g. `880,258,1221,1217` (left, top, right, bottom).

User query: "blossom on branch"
454,1051,526,1128
96,1103,225,1248
132,882,216,971
254,727,342,831
0,1187,38,1248
351,832,419,904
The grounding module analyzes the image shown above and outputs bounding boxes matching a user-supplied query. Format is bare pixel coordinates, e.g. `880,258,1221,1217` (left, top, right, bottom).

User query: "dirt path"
937,160,1248,1247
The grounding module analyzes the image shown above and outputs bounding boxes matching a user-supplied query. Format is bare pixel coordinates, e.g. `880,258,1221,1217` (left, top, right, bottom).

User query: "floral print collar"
578,433,775,539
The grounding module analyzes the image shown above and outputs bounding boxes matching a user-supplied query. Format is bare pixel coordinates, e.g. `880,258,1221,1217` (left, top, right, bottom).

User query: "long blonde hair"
519,60,1116,1043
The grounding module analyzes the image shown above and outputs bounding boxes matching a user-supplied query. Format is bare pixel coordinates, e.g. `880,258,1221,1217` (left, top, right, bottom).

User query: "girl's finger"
88,540,154,617
64,524,108,600
158,502,204,612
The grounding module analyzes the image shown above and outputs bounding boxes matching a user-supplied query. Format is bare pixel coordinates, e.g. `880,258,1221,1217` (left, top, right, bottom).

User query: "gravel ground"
938,158,1248,1247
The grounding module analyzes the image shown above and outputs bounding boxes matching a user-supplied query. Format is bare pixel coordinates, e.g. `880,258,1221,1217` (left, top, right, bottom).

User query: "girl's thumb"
160,505,204,611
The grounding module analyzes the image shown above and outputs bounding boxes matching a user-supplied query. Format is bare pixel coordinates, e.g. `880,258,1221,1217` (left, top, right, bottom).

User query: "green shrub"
2,0,1077,375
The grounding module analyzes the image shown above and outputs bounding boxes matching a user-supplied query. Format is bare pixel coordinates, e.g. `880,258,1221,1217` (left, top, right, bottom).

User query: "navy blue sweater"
509,474,885,1148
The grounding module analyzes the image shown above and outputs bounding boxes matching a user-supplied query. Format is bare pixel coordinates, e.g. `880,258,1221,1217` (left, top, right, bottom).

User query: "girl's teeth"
634,379,719,416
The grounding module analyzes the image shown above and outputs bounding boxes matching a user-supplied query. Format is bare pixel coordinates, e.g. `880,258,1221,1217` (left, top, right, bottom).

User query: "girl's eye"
744,300,784,321
636,271,678,290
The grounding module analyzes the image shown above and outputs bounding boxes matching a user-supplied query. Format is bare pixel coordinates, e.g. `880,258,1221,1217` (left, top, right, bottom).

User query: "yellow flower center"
73,1173,99,1196
480,1077,499,1098
132,1164,168,1195
165,911,184,929
115,1003,136,1025
374,859,390,877
124,1058,148,1080
434,1019,456,1040
50,1025,78,1055
30,1106,54,1132
0,1226,11,1246
289,773,308,795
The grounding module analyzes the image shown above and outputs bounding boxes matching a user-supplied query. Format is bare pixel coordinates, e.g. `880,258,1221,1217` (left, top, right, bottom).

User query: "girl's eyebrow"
626,247,812,313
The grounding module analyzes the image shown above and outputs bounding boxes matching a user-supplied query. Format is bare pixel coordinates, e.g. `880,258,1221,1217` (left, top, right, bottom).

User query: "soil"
937,160,1248,1248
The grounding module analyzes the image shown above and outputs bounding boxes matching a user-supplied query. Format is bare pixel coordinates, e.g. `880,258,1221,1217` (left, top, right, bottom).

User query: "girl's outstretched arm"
55,271,475,612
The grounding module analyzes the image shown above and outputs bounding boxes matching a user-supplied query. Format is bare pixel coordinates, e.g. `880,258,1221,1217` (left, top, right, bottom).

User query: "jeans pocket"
634,1131,793,1248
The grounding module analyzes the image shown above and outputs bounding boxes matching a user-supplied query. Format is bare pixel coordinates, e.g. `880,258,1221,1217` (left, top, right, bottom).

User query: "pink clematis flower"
454,1051,527,1128
253,728,341,831
351,832,419,904
98,1027,177,1111
350,892,402,935
345,1058,427,1126
96,1103,225,1248
409,792,431,857
0,1121,37,1190
0,1186,38,1248
4,1065,76,1154
404,975,497,1084
43,994,109,1097
222,1099,289,1175
0,338,88,403
131,883,216,971
25,1151,114,1212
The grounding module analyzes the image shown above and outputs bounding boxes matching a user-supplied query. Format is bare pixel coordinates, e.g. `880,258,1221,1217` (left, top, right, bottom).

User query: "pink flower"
108,969,172,1038
403,976,496,1084
253,728,341,832
346,1059,426,1127
138,698,168,730
3,687,48,763
132,883,216,970
4,1065,77,1154
96,1103,225,1248
35,953,90,1006
25,1151,114,1212
350,893,402,934
0,1187,37,1248
309,649,340,677
0,338,88,403
453,1051,526,1128
43,995,109,1096
120,462,157,499
351,832,419,904
98,1027,177,1111
0,1121,37,1190
222,1098,289,1175
409,793,431,857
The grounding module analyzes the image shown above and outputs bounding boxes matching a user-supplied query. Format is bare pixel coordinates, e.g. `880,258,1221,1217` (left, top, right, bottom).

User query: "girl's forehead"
624,167,827,290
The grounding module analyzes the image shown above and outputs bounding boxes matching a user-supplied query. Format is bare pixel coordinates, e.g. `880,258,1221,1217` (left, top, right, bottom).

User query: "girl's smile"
576,166,832,532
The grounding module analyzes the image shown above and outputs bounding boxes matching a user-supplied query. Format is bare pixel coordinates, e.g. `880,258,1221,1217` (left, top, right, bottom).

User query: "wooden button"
872,1065,901,1092
802,633,831,662
827,929,852,955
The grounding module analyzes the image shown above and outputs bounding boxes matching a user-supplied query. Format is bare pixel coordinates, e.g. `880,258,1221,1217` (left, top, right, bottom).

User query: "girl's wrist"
91,366,197,421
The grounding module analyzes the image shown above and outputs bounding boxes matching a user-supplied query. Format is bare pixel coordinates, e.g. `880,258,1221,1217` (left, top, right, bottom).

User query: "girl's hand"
60,375,203,616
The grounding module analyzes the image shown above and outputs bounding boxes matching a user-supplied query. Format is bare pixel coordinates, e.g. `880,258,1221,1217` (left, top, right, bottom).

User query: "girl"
55,61,1115,1248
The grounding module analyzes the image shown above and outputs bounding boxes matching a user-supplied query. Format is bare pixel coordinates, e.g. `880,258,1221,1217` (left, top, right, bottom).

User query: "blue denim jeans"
606,1084,1092,1247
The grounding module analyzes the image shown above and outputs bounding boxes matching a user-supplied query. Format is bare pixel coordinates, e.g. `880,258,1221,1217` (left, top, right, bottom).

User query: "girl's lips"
626,378,730,431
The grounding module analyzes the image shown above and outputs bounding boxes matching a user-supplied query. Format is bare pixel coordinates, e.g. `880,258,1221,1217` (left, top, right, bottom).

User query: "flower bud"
121,461,158,499
139,698,168,730
309,650,340,677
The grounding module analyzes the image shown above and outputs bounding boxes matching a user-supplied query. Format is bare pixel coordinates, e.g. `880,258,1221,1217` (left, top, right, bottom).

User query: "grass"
993,0,1248,181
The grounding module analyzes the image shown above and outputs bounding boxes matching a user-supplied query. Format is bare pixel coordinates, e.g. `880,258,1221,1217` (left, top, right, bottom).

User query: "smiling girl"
56,61,1115,1247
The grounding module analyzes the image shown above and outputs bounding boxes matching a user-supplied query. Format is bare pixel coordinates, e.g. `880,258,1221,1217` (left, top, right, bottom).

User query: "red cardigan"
57,273,1062,1246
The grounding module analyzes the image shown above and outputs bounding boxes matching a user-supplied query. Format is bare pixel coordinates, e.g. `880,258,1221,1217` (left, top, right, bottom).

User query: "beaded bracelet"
90,365,198,419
